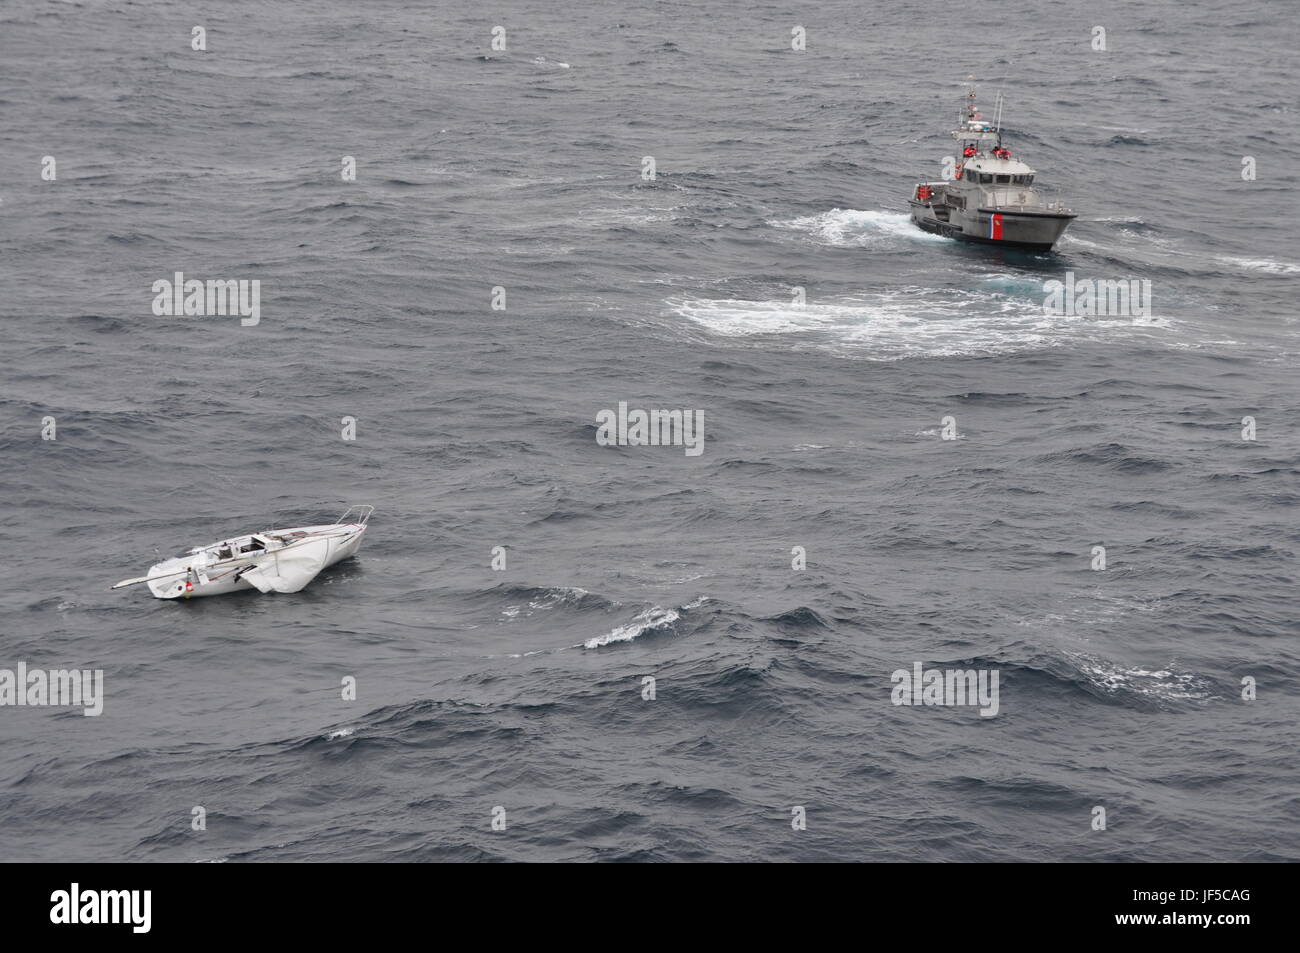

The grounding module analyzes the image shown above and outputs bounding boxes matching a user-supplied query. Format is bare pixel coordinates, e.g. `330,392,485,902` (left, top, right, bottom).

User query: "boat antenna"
994,91,1004,148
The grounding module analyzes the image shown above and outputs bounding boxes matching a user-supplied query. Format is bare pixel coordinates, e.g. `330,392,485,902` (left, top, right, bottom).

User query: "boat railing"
982,185,1072,211
335,504,375,526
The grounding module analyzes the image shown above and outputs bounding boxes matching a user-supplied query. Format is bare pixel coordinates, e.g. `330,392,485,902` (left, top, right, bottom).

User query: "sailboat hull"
144,522,367,600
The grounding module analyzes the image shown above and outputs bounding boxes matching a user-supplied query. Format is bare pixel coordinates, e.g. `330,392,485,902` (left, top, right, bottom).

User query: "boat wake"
667,287,1169,360
770,208,948,248
1214,255,1300,276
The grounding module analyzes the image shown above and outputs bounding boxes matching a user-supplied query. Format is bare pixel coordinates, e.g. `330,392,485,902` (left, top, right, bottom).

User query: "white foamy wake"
668,288,1169,361
770,208,948,247
1215,255,1300,275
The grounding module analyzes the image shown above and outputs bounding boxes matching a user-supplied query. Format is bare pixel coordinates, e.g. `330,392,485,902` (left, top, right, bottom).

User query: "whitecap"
584,606,679,649
1071,654,1214,703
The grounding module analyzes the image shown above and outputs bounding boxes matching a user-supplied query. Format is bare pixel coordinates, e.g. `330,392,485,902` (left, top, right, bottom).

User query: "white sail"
240,537,332,593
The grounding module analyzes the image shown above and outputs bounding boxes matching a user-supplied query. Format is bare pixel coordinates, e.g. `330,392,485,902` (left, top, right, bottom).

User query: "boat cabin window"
1011,174,1034,185
978,173,993,184
995,174,1011,184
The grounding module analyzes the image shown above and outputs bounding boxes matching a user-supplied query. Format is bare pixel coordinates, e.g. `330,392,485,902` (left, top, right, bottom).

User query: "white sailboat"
112,506,373,599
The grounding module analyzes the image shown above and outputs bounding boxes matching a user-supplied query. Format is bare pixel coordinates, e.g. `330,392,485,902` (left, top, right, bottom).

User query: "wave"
1090,216,1163,236
758,606,831,630
1066,653,1217,706
1038,441,1175,474
584,603,688,649
477,595,709,656
979,273,1051,295
960,649,1221,711
477,584,616,617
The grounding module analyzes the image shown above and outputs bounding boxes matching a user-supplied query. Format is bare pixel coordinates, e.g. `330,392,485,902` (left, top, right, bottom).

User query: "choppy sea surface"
1,0,1297,862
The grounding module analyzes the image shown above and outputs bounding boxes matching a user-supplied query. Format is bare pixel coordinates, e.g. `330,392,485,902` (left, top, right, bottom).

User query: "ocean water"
1,0,1297,862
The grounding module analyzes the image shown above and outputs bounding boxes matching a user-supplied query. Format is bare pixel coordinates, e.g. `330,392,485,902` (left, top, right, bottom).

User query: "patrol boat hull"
909,198,1075,251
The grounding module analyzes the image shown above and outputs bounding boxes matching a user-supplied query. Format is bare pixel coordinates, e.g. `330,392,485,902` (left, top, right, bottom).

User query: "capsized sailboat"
111,506,373,599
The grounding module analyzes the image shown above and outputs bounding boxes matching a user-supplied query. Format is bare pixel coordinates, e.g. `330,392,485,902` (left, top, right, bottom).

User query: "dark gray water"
2,0,1297,861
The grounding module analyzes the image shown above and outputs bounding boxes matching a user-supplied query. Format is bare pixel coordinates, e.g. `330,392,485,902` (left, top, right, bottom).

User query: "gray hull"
909,199,1075,251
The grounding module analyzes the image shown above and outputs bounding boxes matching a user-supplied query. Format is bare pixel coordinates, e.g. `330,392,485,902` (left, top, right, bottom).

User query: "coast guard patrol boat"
909,87,1076,251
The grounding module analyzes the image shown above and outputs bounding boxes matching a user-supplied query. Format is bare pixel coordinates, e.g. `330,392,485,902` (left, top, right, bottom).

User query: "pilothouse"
909,86,1076,250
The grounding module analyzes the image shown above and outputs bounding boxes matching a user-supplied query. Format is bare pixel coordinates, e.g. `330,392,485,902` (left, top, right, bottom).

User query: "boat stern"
145,557,193,599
